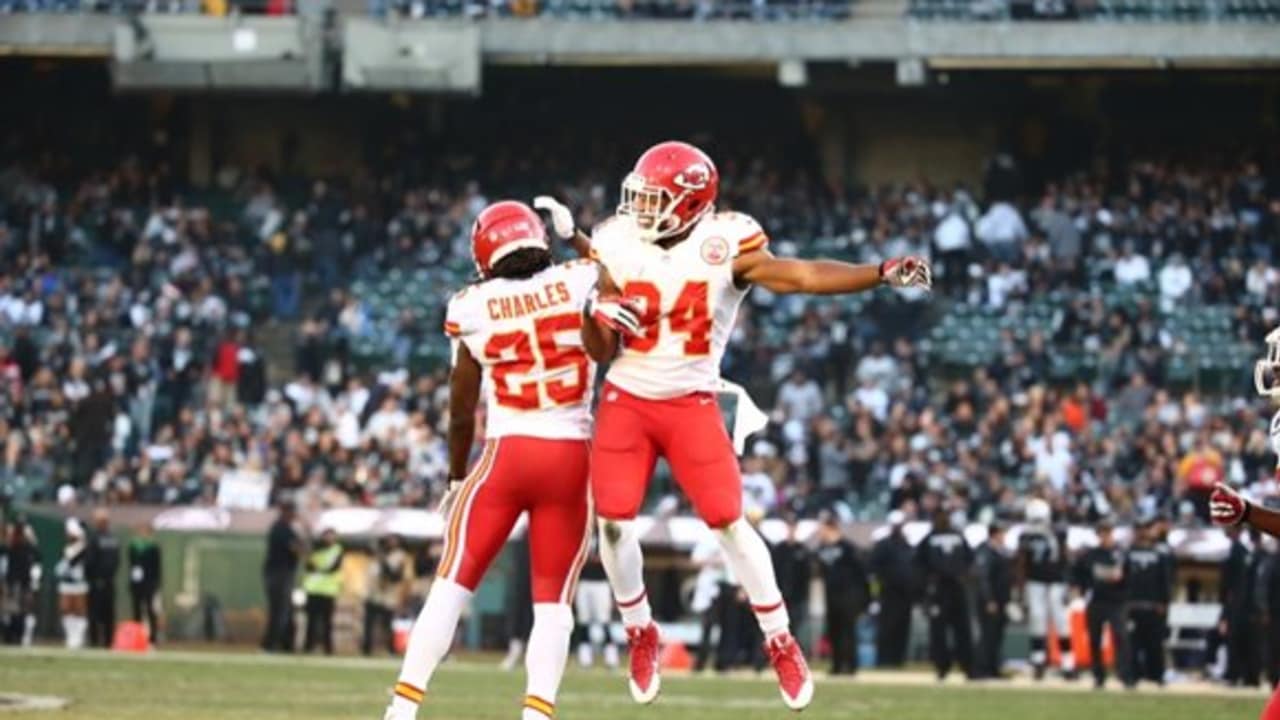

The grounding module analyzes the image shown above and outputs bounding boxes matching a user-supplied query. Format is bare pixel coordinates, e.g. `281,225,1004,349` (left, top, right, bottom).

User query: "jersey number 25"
484,312,588,410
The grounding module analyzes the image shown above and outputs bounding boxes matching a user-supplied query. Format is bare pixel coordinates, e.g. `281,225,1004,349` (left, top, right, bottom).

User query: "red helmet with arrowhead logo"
619,140,719,243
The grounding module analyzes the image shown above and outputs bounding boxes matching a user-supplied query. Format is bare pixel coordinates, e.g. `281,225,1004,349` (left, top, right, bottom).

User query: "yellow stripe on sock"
524,695,555,717
394,682,425,704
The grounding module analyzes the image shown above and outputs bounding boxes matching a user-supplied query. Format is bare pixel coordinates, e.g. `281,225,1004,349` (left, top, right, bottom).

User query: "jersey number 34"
622,280,711,356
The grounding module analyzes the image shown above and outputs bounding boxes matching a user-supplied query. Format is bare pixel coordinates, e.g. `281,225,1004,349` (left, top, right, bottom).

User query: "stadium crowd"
1,139,1279,534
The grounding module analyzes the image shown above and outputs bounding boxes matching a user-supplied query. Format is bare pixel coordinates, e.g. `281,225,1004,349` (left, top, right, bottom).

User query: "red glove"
879,256,932,290
1209,482,1250,527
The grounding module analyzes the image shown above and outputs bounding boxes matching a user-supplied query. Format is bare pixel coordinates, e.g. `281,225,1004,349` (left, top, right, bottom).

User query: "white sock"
521,603,573,720
577,642,593,668
65,615,87,649
23,615,36,647
715,518,789,638
389,578,472,714
598,518,652,628
603,642,620,669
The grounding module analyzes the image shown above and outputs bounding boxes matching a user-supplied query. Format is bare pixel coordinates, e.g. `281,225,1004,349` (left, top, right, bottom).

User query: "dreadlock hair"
489,247,553,280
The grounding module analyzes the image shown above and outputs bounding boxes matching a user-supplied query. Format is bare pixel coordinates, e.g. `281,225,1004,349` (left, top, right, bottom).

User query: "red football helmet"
619,140,719,242
470,200,549,278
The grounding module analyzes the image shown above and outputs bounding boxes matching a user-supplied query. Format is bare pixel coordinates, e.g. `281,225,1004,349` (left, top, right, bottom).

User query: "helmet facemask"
618,172,686,244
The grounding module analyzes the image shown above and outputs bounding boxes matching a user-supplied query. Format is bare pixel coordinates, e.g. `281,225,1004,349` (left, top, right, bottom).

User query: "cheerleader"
57,518,89,649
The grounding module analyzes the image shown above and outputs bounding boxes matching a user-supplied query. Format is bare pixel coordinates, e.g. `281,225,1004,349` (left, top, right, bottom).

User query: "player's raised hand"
587,293,643,337
533,196,576,240
879,255,932,291
1210,482,1250,527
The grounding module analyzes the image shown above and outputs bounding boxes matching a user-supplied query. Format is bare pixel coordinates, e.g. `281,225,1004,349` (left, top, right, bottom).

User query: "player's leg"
1026,581,1049,679
522,438,592,720
388,441,519,719
1049,583,1075,677
590,386,662,703
590,582,621,668
574,582,595,668
661,391,812,709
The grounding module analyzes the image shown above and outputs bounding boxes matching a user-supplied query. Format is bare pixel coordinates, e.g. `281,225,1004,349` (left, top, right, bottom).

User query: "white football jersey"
591,211,767,400
445,260,598,440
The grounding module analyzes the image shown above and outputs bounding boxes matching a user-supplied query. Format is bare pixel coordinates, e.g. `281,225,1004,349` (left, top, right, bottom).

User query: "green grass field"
0,648,1264,720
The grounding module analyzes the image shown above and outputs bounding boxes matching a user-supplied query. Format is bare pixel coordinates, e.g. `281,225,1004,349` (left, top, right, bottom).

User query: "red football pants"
590,382,742,529
436,436,592,604
1264,684,1280,720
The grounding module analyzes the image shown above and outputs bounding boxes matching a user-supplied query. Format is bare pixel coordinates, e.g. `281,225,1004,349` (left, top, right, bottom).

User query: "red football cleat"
625,622,661,704
765,632,814,711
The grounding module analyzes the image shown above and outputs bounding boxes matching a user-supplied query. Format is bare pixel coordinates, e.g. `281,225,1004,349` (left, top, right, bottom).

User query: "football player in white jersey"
385,200,637,720
540,140,931,710
1213,327,1280,720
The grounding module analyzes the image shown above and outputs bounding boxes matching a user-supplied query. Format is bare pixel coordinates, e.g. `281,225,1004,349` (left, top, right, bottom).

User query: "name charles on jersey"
487,281,572,321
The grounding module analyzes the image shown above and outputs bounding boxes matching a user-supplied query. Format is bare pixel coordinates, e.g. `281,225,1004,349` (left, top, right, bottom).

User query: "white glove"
437,478,465,518
879,255,932,290
586,292,643,336
533,196,576,240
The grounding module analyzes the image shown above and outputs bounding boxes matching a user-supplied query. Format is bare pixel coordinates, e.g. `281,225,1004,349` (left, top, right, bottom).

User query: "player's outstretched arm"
447,343,483,482
732,248,931,295
1212,482,1280,537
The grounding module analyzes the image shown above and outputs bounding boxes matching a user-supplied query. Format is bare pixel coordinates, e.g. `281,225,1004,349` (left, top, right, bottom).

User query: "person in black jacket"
974,522,1013,679
1221,525,1258,686
1127,516,1173,686
915,508,974,680
870,510,916,667
770,511,812,652
85,509,121,648
1071,518,1131,689
815,512,868,675
127,524,162,644
261,500,301,653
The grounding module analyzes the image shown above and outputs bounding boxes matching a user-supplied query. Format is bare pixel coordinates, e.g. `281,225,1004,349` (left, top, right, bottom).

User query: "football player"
384,201,637,720
539,140,930,710
1211,328,1280,720
1015,497,1076,680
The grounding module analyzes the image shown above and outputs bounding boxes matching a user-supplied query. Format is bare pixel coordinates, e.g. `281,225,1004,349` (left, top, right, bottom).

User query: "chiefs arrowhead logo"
701,236,729,265
674,163,712,191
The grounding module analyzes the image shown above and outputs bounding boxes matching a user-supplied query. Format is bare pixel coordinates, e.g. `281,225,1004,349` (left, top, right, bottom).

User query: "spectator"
84,508,120,648
973,522,1012,679
262,501,301,653
364,534,410,657
974,200,1027,263
1114,242,1152,286
1157,253,1192,307
127,523,162,644
870,510,915,667
776,369,823,424
915,507,974,680
814,512,868,676
303,527,344,655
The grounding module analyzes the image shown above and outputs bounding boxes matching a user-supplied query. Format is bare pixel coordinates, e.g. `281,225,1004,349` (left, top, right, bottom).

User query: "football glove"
879,255,932,290
586,292,643,337
1210,482,1250,527
438,477,465,518
533,195,576,240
